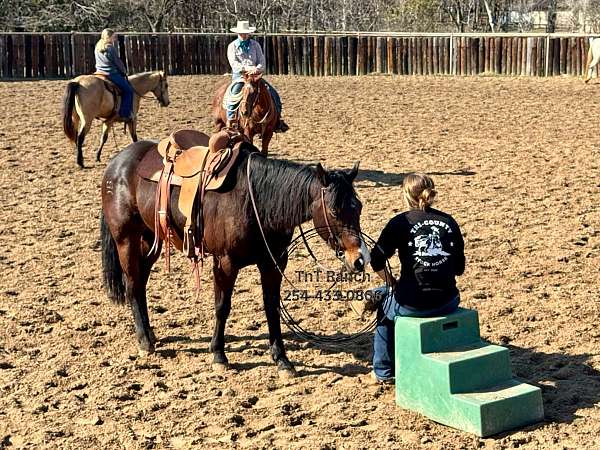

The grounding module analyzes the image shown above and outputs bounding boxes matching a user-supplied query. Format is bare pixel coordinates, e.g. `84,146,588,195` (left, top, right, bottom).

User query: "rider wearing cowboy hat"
226,20,289,132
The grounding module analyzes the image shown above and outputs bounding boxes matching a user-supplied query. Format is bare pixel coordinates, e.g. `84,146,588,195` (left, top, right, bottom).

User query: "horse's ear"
345,161,360,182
315,163,330,187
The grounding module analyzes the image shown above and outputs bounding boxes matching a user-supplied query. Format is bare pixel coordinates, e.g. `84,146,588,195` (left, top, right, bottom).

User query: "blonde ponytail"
402,173,436,210
95,28,115,53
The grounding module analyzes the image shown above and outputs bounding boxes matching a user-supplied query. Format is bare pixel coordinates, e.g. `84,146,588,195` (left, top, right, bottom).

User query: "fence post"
449,34,454,75
545,33,550,77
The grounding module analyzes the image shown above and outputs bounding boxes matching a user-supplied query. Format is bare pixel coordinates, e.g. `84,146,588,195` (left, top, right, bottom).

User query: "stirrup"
226,120,239,130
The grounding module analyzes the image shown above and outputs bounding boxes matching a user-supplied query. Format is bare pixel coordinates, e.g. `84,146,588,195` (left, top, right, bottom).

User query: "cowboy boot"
275,118,289,133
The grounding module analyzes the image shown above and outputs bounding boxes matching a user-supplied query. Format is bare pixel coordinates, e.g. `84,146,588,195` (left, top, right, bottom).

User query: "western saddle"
137,128,247,276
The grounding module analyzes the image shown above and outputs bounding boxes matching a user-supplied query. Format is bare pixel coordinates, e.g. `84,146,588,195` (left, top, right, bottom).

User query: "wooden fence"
0,32,597,79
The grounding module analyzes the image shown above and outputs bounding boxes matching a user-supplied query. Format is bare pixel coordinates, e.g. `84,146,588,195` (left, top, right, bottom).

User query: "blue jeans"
373,287,460,381
108,73,134,119
227,78,282,120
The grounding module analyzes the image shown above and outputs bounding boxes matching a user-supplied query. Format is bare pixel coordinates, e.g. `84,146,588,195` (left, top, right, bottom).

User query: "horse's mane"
242,148,358,231
129,71,160,80
244,153,316,230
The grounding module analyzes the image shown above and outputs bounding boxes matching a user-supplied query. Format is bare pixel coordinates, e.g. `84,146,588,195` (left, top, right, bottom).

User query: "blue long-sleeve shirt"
95,44,127,76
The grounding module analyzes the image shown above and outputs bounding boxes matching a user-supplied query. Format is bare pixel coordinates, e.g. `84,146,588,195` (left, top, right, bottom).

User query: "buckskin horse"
62,71,170,167
100,132,369,377
212,72,279,156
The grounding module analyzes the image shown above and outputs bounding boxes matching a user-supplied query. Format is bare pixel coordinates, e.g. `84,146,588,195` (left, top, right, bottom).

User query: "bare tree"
133,0,180,32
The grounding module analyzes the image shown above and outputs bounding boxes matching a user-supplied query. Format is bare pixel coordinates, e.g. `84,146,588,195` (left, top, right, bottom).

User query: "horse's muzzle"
353,256,365,273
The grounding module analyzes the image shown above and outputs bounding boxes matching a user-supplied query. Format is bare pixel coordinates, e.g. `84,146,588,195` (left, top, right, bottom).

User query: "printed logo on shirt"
408,220,453,267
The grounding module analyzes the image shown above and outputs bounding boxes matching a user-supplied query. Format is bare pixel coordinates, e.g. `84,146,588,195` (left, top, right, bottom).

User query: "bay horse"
100,137,370,377
212,73,279,156
62,71,170,167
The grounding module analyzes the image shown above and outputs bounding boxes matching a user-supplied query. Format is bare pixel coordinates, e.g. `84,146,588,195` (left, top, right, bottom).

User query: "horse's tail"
62,81,79,142
100,211,126,305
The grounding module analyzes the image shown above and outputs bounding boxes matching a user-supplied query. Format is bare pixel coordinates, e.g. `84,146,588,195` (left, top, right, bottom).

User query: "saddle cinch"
137,129,245,276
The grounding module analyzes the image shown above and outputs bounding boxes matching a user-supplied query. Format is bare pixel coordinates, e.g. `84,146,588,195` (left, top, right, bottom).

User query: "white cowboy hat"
230,21,256,34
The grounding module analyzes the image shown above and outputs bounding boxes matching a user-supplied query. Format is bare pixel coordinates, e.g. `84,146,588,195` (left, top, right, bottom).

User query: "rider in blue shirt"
94,28,134,121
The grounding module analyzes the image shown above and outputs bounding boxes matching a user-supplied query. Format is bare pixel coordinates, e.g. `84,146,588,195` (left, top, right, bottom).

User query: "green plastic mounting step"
394,307,544,437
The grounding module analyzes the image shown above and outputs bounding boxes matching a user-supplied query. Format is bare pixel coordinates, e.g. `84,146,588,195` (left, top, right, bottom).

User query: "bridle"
319,187,345,261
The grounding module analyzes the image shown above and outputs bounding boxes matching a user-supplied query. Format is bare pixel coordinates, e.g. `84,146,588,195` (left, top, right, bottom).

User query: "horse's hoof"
138,339,155,357
278,367,297,380
149,329,157,346
212,362,230,373
138,347,154,358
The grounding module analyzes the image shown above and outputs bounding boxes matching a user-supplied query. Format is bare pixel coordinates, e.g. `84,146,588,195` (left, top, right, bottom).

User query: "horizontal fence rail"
0,32,598,79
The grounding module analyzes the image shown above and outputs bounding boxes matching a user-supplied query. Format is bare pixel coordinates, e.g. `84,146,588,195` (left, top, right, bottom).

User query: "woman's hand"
376,268,396,289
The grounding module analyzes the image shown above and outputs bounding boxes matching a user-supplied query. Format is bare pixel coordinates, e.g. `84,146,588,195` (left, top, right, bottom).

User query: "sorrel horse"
212,73,279,156
62,71,170,167
100,137,370,377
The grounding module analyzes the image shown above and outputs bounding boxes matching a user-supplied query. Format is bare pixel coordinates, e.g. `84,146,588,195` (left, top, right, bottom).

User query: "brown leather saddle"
137,129,246,271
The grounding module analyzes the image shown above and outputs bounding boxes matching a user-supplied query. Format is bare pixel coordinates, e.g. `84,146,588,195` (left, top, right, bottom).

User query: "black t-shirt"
370,208,465,310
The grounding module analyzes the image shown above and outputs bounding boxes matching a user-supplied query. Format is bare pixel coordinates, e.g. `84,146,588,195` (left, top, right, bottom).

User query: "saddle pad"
137,146,241,191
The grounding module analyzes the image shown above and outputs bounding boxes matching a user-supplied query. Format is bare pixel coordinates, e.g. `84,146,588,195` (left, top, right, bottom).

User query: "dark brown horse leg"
127,120,138,142
96,122,110,162
261,131,273,157
258,262,296,377
140,229,161,346
76,131,85,168
210,255,238,370
117,235,155,355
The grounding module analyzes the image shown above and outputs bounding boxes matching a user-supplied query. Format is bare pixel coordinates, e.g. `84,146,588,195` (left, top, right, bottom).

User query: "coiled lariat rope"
223,82,245,115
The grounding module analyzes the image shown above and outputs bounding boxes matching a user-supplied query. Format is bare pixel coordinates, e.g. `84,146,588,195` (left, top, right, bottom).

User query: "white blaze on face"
343,236,371,271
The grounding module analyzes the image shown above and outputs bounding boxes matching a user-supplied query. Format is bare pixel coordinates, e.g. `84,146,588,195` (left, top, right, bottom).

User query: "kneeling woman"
369,173,465,383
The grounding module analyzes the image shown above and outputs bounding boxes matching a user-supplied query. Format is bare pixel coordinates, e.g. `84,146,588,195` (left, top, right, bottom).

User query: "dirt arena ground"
1,74,599,449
